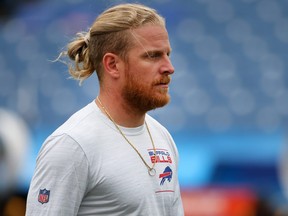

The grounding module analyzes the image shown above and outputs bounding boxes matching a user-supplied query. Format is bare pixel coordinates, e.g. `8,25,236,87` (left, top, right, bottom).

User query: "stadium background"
0,0,288,215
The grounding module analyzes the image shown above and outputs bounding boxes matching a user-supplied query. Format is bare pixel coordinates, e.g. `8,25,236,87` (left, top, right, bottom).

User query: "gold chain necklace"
96,97,157,176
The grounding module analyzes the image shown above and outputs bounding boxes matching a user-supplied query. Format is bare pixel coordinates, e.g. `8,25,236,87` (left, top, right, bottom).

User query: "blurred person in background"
25,3,184,216
0,108,30,216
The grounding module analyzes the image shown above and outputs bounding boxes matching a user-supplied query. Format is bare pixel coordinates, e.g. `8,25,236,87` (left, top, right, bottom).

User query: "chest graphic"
148,148,172,164
159,166,173,185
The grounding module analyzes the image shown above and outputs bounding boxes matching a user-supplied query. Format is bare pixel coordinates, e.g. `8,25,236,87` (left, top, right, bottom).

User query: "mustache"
153,76,171,85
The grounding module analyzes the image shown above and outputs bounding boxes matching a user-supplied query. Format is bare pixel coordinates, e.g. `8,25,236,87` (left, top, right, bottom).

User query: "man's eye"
148,52,161,59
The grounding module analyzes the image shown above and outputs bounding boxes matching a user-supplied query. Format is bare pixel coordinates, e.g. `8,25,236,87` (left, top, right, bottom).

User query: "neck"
96,94,146,127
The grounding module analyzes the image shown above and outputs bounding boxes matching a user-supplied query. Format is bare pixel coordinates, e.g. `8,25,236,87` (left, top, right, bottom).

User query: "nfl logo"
38,188,50,204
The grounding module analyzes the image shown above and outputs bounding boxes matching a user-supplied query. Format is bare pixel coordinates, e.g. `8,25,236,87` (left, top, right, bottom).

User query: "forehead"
130,25,171,51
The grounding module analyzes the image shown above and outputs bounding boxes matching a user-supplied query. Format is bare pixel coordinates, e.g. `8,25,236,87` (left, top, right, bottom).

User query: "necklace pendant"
148,168,156,176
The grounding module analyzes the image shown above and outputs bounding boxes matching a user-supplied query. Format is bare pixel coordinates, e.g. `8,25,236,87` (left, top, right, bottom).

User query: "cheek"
128,60,159,82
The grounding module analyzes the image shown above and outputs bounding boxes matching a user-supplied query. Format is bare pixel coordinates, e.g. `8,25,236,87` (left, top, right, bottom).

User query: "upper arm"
26,134,89,216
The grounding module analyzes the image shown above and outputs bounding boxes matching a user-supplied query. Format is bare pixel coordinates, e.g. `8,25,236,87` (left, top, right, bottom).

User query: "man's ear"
102,53,121,79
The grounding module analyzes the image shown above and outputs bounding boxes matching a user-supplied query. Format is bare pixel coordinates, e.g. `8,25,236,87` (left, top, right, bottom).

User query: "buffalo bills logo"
38,188,50,204
159,166,172,185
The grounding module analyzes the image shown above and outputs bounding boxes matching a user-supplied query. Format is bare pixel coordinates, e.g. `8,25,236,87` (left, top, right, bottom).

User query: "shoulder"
37,133,87,167
37,102,99,164
52,101,98,136
38,101,108,164
48,101,107,147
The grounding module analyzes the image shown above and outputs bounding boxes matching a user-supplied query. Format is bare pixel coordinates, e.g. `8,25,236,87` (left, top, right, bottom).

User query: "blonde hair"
65,3,165,83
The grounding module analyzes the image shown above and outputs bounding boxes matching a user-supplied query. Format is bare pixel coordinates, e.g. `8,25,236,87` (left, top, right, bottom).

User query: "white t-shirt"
26,101,184,216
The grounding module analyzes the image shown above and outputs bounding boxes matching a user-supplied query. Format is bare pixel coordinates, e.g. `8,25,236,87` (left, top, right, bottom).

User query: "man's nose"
161,56,174,75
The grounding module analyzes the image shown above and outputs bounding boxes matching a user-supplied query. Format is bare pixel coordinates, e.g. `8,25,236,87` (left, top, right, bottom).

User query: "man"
26,3,184,215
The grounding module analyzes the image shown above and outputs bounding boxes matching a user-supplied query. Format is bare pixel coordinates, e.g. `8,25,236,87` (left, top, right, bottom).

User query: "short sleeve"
26,134,89,216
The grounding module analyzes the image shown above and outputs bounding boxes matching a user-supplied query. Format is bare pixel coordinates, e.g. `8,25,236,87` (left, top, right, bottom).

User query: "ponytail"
66,31,94,84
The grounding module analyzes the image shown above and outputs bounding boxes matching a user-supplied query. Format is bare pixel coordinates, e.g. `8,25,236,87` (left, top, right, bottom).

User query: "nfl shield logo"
38,188,50,204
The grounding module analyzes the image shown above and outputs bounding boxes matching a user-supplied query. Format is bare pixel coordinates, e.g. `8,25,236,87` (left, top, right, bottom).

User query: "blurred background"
0,0,288,215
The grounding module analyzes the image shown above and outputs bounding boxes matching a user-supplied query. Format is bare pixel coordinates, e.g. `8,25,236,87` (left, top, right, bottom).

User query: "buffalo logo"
159,166,172,185
38,188,50,204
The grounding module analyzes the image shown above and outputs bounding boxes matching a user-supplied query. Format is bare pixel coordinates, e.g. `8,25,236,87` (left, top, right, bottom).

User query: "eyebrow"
143,48,172,56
